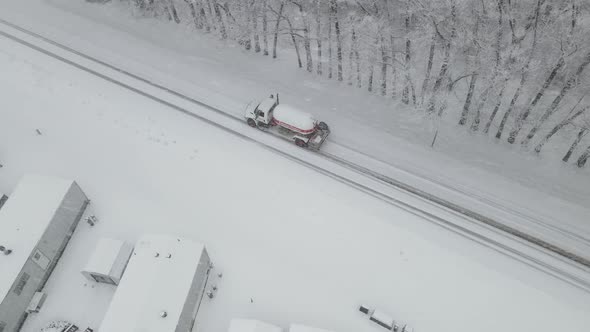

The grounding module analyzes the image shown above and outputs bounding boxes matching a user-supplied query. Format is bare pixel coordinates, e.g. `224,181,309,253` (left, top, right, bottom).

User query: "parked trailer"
245,95,330,150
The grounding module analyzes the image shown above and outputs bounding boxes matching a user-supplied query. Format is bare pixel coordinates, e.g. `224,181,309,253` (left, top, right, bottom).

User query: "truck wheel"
318,122,329,131
247,118,257,128
295,139,307,148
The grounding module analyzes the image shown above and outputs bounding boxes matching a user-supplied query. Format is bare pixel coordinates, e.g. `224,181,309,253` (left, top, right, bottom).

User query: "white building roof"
228,319,283,332
82,238,133,283
0,175,74,302
98,234,206,332
289,324,335,332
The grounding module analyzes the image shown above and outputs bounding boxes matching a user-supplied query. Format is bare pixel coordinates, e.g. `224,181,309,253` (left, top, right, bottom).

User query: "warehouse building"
98,234,212,332
0,175,89,332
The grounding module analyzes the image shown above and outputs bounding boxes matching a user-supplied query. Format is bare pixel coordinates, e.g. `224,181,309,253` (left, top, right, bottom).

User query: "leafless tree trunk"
427,0,456,115
368,63,374,92
330,0,343,81
458,13,480,126
244,0,254,50
327,4,333,79
534,105,588,153
285,16,303,68
348,26,355,85
495,0,542,139
402,8,411,103
507,56,565,142
252,1,261,52
315,0,322,75
185,0,203,29
522,51,590,145
302,13,313,72
509,0,578,144
213,1,227,39
563,128,587,162
355,38,361,88
198,0,210,32
205,0,217,31
381,35,388,96
484,78,509,133
420,33,436,105
577,144,590,167
472,0,504,130
272,1,284,59
168,0,181,23
290,1,312,71
262,0,269,55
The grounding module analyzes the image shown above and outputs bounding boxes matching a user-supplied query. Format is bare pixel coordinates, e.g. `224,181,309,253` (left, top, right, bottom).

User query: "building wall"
0,182,88,332
176,249,211,332
0,194,7,209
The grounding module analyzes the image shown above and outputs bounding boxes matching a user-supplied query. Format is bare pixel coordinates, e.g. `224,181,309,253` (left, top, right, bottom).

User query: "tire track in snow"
1,19,590,291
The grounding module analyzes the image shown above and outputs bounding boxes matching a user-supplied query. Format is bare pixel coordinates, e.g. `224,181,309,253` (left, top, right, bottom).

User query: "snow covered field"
1,15,590,332
0,0,588,262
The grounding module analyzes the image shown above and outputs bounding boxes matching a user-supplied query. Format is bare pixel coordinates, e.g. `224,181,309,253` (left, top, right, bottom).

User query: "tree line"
125,0,590,168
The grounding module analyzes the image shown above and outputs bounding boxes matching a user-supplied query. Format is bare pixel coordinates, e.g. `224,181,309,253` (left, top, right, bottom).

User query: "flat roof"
289,324,335,332
98,234,206,332
228,319,283,332
83,238,129,275
0,175,74,301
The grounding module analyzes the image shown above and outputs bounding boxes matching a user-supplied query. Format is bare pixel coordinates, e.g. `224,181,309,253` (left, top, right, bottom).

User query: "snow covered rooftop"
98,234,207,332
228,319,283,332
81,238,133,285
0,175,75,302
273,104,317,133
289,324,335,332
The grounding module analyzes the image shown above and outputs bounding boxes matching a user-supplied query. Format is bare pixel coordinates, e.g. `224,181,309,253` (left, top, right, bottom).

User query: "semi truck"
245,94,330,150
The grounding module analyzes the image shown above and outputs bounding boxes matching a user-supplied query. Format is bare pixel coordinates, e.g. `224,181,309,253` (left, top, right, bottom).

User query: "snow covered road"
0,13,590,332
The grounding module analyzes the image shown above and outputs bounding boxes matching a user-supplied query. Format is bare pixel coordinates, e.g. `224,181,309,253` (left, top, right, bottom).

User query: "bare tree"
262,0,269,55
330,0,343,81
402,5,411,103
252,1,261,52
534,104,588,153
213,0,227,39
381,34,388,96
508,0,578,144
290,1,313,72
420,33,436,106
563,128,588,162
285,14,303,68
271,1,285,59
426,0,457,115
495,0,542,139
458,11,481,125
576,144,590,167
522,50,590,145
315,0,323,74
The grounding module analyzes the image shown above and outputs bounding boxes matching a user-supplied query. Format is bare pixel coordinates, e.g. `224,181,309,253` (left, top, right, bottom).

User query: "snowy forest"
123,0,590,167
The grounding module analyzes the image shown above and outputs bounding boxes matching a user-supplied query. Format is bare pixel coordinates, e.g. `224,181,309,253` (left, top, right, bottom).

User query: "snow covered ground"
1,14,590,332
0,0,588,262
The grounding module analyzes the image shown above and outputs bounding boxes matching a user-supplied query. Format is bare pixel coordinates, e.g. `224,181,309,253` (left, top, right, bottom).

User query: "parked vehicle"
245,94,330,150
